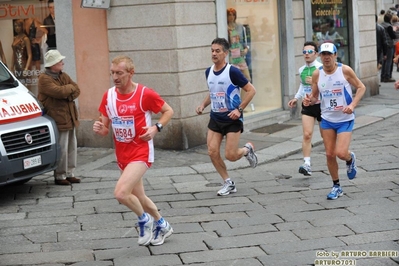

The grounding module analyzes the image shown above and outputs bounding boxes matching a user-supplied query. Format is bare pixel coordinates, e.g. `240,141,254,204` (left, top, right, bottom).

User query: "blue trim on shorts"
320,119,354,133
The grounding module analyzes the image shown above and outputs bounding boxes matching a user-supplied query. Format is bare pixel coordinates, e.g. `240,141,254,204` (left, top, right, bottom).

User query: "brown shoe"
387,78,396,82
66,177,81,183
55,179,71,185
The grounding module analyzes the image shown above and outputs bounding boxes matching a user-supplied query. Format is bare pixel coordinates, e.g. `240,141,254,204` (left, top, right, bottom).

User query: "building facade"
0,0,389,149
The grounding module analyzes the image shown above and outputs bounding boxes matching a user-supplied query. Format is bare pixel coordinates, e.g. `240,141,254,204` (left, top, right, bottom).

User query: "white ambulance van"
0,61,60,186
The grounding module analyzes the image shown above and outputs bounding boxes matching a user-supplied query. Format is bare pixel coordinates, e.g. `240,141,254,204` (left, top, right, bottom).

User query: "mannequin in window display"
324,19,344,62
43,0,56,50
324,19,343,45
11,19,32,83
24,17,48,70
227,8,251,81
312,22,324,45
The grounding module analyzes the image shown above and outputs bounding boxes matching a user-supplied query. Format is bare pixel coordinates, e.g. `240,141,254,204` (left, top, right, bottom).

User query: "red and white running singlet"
98,84,164,166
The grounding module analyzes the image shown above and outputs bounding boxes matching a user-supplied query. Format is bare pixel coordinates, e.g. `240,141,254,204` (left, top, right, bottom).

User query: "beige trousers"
54,128,77,180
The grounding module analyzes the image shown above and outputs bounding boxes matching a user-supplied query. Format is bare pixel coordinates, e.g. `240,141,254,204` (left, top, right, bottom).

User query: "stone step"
243,108,293,132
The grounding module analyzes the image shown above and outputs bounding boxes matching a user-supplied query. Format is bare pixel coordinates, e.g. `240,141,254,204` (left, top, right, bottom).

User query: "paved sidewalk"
1,77,399,266
75,75,399,177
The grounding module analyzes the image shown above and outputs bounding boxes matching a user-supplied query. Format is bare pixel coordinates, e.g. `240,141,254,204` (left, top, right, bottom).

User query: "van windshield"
0,63,17,88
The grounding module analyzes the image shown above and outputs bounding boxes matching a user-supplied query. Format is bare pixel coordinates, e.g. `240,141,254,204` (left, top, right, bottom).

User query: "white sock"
304,157,311,165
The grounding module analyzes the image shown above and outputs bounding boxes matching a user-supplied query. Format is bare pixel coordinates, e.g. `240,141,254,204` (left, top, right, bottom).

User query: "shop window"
311,0,349,64
0,0,54,95
226,0,282,114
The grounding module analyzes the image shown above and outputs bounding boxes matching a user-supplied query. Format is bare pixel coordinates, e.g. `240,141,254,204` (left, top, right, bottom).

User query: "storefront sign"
311,0,343,4
314,7,341,16
0,4,36,19
234,0,269,4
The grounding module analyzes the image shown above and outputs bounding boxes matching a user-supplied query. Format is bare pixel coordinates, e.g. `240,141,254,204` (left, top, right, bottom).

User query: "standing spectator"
43,0,56,50
387,7,398,16
395,41,399,72
391,15,399,72
288,41,322,176
38,50,80,185
93,55,174,246
376,14,387,71
303,43,366,200
378,9,385,24
195,37,258,196
380,13,396,82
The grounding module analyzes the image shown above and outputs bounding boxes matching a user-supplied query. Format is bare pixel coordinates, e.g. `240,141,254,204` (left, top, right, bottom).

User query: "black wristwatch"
238,107,243,113
155,122,163,132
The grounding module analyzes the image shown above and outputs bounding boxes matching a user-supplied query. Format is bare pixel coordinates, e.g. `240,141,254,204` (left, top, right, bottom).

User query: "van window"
0,63,16,89
0,63,12,83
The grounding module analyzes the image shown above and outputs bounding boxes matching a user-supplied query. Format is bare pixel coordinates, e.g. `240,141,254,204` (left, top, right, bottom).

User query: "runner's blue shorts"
320,119,354,133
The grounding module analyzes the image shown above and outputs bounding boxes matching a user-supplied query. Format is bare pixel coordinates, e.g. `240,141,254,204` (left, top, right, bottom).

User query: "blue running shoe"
346,152,357,180
327,185,343,200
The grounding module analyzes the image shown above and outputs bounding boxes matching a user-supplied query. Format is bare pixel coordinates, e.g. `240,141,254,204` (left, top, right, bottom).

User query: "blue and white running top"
206,63,248,122
318,63,355,123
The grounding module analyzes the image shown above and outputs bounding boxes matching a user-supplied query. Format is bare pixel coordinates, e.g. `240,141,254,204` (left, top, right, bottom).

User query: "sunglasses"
303,49,315,55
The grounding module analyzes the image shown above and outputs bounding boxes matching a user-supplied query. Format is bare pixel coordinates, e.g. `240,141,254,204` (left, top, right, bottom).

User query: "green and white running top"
294,60,322,100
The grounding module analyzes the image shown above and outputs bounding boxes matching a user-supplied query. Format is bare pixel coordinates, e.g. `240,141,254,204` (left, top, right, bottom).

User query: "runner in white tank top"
195,38,258,196
318,63,354,123
303,43,366,200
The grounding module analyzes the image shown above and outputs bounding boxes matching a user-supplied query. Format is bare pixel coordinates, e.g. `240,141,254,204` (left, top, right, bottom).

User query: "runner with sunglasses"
288,41,322,176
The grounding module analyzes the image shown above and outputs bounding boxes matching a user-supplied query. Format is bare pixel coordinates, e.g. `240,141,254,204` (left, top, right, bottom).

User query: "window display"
311,1,349,64
0,1,52,95
226,0,281,114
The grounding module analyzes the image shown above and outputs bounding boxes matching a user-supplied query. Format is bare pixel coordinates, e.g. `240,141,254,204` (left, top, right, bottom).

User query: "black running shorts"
208,118,243,136
301,103,321,121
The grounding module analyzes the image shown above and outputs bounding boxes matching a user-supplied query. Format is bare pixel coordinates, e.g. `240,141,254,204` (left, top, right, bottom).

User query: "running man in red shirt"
93,55,174,246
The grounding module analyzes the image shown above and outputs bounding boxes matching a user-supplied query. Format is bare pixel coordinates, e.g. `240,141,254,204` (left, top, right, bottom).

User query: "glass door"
226,0,282,115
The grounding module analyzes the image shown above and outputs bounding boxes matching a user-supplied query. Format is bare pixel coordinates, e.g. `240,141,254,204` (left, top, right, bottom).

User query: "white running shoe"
217,181,237,196
298,163,312,176
244,142,258,168
137,215,154,246
150,221,173,246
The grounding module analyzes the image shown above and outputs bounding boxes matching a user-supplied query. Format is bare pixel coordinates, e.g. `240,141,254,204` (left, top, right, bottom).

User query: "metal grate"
1,126,51,155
